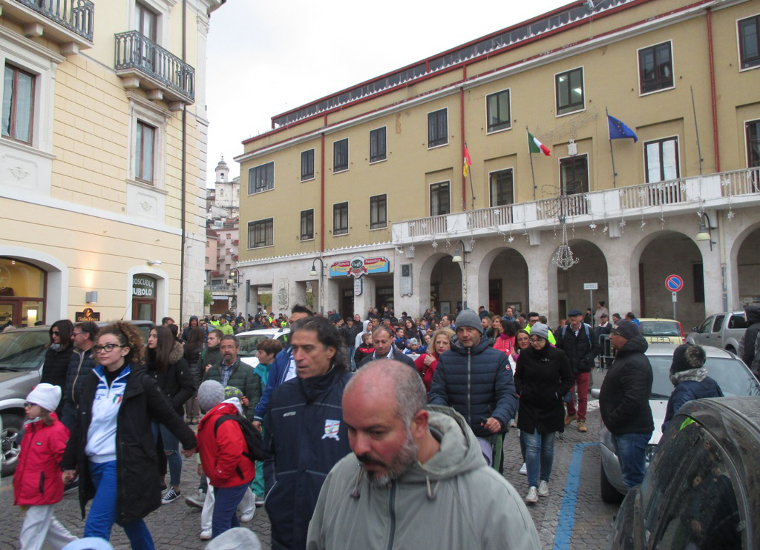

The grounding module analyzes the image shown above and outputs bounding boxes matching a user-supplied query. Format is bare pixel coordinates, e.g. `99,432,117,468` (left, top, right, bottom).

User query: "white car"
236,328,290,369
594,343,760,503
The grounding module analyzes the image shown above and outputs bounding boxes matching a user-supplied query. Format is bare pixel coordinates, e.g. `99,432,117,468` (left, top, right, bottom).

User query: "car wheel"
1,413,24,477
601,462,624,504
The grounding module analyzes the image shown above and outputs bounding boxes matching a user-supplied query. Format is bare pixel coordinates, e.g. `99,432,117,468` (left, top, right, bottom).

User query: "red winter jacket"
14,414,69,506
414,353,439,393
197,402,255,488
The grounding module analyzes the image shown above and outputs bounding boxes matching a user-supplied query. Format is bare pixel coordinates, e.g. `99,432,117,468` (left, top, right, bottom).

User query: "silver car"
595,344,760,503
236,327,291,369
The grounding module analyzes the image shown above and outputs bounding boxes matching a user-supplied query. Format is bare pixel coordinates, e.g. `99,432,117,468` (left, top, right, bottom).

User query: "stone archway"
549,239,609,322
481,248,529,316
733,224,760,307
423,253,462,317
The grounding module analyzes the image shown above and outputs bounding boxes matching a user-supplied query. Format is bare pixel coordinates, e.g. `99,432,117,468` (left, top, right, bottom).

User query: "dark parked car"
0,320,153,476
609,396,760,549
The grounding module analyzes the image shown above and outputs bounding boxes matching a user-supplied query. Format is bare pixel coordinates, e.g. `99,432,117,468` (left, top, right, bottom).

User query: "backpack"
213,414,268,463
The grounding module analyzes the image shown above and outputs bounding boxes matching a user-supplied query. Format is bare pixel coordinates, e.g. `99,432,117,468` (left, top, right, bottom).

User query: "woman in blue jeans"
514,322,574,504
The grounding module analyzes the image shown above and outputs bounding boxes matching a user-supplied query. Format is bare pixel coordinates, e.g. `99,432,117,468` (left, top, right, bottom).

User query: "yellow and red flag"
463,144,472,177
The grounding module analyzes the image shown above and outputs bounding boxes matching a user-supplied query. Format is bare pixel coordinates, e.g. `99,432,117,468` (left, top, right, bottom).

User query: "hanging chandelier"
552,223,579,270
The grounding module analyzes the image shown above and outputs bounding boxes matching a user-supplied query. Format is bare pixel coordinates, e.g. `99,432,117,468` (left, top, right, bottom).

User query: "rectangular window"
370,194,387,229
248,162,274,194
747,120,760,167
489,169,514,206
738,15,760,70
428,108,448,148
136,2,158,41
135,120,155,183
486,89,511,133
430,182,450,216
639,42,673,94
333,202,349,235
370,127,386,163
2,64,35,144
645,137,679,182
555,68,584,116
301,149,314,181
560,155,589,195
333,138,348,172
248,218,273,248
300,209,314,241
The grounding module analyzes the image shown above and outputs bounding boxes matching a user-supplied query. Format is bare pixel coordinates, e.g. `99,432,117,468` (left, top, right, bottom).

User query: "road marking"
552,442,598,550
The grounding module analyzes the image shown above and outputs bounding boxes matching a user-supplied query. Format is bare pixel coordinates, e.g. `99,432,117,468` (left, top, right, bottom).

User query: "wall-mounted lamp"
309,258,325,314
147,259,162,266
695,212,716,251
451,239,473,263
85,291,98,304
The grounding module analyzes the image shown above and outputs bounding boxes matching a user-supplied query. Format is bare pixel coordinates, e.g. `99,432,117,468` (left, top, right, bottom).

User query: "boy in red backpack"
14,383,77,550
196,380,255,539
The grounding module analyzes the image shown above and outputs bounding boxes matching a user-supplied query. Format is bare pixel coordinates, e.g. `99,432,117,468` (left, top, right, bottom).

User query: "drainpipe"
460,68,467,211
706,8,720,172
320,131,325,311
178,0,188,323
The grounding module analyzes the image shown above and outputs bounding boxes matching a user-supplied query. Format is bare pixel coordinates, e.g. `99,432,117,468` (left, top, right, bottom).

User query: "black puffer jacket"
429,336,517,437
599,335,654,435
145,341,195,415
63,347,97,410
514,344,574,434
61,363,196,524
41,345,75,390
741,306,760,374
556,322,599,373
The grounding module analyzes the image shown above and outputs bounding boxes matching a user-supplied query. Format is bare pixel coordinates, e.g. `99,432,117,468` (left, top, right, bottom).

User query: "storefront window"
0,258,46,327
132,274,157,323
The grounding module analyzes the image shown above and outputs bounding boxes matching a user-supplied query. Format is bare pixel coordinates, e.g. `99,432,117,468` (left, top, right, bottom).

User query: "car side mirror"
692,326,698,332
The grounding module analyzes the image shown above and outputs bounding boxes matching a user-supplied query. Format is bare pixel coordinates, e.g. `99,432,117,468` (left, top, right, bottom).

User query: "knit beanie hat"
455,309,483,334
198,380,225,412
670,344,706,374
530,322,550,340
26,383,61,413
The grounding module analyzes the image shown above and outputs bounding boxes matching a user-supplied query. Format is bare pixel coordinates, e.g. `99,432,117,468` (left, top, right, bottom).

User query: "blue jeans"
212,483,249,539
520,429,555,488
85,461,155,550
152,422,181,487
611,431,651,489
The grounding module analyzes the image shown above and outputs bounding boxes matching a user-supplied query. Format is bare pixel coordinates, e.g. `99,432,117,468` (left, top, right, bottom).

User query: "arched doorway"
429,255,462,317
737,226,760,307
554,240,609,322
487,249,529,316
0,258,46,327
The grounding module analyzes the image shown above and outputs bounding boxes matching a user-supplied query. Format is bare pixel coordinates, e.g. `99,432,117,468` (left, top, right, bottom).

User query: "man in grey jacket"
306,360,540,550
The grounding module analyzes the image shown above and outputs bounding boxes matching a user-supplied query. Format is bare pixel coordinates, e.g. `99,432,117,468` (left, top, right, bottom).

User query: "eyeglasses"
93,343,125,353
529,337,544,343
72,332,83,337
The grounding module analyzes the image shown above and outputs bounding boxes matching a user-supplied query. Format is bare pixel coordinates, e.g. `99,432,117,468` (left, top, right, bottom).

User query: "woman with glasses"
145,325,195,505
514,323,573,504
61,321,196,549
41,320,75,416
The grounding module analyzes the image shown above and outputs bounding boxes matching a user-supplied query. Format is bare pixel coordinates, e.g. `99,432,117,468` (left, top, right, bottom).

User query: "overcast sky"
205,0,569,188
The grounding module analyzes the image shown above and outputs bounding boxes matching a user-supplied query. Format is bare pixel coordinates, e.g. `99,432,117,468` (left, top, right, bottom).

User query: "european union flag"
608,115,638,142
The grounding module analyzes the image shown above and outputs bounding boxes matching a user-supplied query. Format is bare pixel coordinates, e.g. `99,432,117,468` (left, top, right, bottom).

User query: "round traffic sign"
665,274,684,292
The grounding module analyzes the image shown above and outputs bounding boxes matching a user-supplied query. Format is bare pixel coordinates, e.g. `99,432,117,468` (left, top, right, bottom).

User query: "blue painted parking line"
553,442,598,550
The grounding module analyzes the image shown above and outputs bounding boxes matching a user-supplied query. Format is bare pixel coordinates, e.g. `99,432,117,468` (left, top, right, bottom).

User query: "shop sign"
133,276,156,298
354,277,363,296
330,256,390,278
76,308,100,322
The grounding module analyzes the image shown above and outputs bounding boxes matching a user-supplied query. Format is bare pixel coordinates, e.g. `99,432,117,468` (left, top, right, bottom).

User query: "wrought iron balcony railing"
114,31,195,103
8,0,93,45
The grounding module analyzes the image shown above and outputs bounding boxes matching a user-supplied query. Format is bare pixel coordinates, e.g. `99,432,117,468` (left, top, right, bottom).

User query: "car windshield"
641,321,681,337
237,334,278,357
649,356,760,399
0,330,50,371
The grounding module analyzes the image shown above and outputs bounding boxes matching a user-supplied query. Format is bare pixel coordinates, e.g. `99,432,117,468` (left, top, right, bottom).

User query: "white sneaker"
519,463,527,475
538,480,549,497
200,529,212,540
525,486,538,504
240,510,254,522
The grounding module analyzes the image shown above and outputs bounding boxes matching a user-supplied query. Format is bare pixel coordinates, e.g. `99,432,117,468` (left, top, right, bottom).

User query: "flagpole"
527,126,537,200
468,171,475,211
606,107,617,188
690,86,704,175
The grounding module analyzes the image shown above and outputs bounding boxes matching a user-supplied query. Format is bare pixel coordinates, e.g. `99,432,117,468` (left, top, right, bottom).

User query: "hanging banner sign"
330,256,390,278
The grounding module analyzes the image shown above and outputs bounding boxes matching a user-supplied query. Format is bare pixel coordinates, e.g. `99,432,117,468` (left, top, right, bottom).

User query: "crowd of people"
13,300,755,549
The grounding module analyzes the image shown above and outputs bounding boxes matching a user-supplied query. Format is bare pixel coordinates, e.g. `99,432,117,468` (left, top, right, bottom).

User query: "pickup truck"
686,311,747,353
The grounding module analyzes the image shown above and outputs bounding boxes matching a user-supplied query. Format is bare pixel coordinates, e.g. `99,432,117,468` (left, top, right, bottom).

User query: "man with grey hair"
357,324,415,369
306,360,540,550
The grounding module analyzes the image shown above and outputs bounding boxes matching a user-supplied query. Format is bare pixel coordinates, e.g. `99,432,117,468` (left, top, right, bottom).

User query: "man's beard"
358,429,419,487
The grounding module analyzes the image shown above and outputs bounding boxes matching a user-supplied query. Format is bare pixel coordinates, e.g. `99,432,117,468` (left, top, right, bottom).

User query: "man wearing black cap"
556,309,598,433
599,320,653,489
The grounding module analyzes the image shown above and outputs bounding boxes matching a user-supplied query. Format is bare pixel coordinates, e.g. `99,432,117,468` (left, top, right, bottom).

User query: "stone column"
354,275,377,318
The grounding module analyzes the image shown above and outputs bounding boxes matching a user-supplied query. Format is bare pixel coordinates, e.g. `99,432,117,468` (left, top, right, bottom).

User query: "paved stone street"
0,370,619,549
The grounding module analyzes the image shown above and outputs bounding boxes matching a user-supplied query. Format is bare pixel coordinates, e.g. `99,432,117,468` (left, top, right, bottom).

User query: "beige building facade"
0,0,222,327
236,0,760,329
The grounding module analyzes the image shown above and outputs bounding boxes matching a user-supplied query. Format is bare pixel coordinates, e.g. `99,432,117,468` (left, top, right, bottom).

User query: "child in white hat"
14,383,77,549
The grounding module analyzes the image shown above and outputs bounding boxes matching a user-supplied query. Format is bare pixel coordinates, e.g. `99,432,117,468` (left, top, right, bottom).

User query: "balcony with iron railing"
114,31,195,109
2,0,94,53
393,168,760,245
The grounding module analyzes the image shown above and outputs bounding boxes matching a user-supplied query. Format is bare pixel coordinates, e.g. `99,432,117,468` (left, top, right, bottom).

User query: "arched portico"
548,239,609,322
729,222,760,310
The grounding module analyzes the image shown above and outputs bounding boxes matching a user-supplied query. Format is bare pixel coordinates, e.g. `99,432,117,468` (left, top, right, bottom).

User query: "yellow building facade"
236,0,760,328
0,0,222,326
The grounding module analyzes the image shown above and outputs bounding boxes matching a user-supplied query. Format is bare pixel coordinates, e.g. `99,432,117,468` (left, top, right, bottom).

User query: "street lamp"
309,258,324,315
695,212,716,251
227,268,240,312
451,240,471,309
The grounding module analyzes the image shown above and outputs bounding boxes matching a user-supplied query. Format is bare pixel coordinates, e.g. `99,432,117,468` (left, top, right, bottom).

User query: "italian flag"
528,131,551,156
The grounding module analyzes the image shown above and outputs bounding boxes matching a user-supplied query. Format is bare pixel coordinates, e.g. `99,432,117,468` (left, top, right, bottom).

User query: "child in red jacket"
14,383,77,550
197,380,256,540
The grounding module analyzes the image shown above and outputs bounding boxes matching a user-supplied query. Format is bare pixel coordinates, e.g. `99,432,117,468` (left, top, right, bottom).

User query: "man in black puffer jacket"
740,305,760,377
429,308,517,467
61,321,99,431
599,320,653,489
